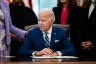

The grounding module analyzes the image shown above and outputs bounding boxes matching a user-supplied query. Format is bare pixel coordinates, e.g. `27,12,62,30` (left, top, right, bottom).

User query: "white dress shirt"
42,26,52,44
88,3,95,18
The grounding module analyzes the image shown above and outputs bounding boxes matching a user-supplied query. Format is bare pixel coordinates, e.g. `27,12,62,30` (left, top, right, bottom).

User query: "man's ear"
52,18,55,23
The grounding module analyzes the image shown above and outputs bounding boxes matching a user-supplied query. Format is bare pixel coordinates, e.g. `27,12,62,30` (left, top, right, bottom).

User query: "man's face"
38,12,54,32
12,0,22,4
92,0,96,3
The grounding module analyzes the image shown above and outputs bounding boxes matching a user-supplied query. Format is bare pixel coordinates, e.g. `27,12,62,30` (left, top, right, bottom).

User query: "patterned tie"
44,32,50,48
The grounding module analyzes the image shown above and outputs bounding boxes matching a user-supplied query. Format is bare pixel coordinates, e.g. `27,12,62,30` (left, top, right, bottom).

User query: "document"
3,56,16,58
30,56,78,59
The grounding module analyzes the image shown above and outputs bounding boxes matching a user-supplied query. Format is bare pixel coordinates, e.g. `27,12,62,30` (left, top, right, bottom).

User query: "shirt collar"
42,26,52,34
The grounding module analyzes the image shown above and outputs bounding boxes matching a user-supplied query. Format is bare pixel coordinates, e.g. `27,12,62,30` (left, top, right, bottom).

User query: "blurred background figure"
81,0,91,8
76,0,83,7
78,0,96,56
52,0,82,56
9,0,38,56
10,0,38,30
0,0,26,57
7,0,57,16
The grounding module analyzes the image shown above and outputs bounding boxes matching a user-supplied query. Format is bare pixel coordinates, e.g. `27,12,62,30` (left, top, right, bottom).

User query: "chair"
53,24,70,40
24,24,70,39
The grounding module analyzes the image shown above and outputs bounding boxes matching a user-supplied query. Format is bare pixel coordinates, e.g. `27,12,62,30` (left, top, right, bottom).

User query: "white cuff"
32,51,37,56
57,51,62,56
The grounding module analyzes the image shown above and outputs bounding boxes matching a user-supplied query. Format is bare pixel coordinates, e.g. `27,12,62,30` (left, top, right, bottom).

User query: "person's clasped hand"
81,41,94,50
35,48,53,56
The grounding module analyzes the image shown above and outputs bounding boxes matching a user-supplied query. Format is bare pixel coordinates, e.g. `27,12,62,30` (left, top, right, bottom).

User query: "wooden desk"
0,56,96,64
0,62,96,64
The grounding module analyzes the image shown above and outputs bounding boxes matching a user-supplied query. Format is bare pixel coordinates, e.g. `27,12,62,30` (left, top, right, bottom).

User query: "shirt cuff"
32,51,37,56
57,51,62,56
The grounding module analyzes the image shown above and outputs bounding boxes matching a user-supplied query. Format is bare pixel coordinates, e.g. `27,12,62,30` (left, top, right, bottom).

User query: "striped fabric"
44,32,50,48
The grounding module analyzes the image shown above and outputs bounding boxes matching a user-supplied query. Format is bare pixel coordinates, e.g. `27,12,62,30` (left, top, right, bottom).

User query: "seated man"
19,8,76,56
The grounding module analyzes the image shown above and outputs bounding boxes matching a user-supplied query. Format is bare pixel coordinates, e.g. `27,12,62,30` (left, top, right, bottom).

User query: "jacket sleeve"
60,30,76,56
18,30,35,56
10,22,26,38
5,0,26,38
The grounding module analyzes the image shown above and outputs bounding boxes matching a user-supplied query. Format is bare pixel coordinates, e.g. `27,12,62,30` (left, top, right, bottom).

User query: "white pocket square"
55,40,59,42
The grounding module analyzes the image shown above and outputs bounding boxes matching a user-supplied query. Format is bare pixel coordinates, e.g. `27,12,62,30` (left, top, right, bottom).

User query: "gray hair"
39,8,55,21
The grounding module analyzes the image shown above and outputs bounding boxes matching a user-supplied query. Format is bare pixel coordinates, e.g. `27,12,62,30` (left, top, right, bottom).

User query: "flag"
23,0,32,9
7,0,12,4
7,0,32,9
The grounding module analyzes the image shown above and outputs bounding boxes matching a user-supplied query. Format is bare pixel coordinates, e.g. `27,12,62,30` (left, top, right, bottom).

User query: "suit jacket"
0,0,25,45
19,26,76,56
52,5,81,50
78,3,96,55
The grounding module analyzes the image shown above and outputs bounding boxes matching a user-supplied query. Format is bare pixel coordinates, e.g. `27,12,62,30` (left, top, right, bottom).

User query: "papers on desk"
3,56,16,58
30,56,78,59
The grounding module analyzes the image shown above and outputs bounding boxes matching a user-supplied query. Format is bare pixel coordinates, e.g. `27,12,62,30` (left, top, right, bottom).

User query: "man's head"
60,0,69,3
92,0,96,3
12,0,22,5
38,8,55,32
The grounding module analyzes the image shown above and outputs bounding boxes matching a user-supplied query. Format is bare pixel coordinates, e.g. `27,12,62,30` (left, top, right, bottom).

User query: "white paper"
30,56,78,59
3,56,16,58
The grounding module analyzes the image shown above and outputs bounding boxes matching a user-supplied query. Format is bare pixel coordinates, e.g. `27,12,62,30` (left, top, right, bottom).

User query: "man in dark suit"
19,8,76,56
78,0,96,56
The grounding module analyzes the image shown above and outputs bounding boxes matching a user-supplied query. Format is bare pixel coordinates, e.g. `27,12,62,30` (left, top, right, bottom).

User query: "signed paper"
30,56,78,59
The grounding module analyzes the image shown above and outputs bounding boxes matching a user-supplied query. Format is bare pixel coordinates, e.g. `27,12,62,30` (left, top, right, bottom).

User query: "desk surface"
0,56,96,64
0,62,96,64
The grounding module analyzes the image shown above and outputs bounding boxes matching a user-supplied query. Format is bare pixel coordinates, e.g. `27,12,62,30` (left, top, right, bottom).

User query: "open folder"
30,56,78,59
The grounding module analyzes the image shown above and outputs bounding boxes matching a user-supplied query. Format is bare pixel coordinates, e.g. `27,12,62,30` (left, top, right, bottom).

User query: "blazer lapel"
38,28,45,45
54,7,62,24
58,7,62,23
50,26,57,49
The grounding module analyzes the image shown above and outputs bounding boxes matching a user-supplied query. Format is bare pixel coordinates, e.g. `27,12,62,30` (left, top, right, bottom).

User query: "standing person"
10,0,38,30
19,8,76,56
9,0,38,56
76,0,82,7
52,0,81,55
0,0,26,56
81,0,91,8
78,0,96,56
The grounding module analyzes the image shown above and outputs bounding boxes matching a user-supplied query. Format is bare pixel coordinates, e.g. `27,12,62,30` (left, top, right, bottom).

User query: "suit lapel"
67,6,71,24
37,28,45,45
58,7,62,23
65,5,72,24
55,7,62,24
50,26,57,48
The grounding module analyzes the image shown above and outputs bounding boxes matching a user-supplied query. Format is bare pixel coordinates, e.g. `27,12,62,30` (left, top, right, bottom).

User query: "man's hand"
81,41,94,50
51,52,59,56
35,48,53,56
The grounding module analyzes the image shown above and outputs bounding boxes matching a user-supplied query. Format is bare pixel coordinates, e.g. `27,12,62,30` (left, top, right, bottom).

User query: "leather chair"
24,24,70,39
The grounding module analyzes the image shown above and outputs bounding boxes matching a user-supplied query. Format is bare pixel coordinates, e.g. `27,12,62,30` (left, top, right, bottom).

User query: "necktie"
44,32,50,48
